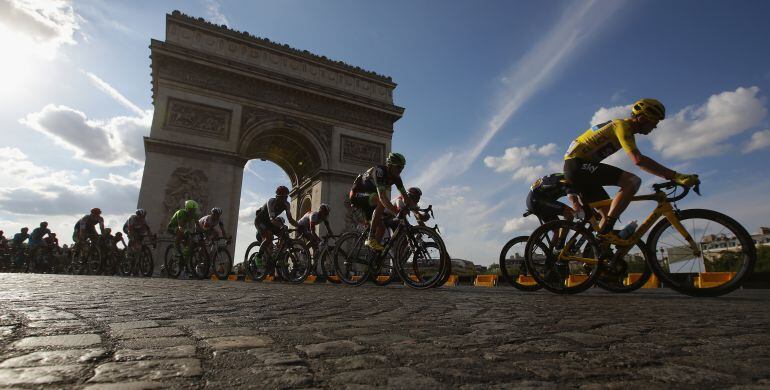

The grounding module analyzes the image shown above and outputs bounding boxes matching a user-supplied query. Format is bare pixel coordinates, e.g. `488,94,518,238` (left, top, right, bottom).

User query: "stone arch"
299,197,312,218
137,11,403,273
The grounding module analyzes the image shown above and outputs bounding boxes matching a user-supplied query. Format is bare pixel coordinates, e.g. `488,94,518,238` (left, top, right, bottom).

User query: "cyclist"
112,232,127,251
254,186,298,258
11,227,30,267
99,228,116,253
28,222,52,260
563,99,699,235
382,187,429,230
296,203,334,249
167,200,203,256
123,209,152,253
349,152,411,251
0,230,8,252
526,173,582,223
199,207,229,241
73,208,106,249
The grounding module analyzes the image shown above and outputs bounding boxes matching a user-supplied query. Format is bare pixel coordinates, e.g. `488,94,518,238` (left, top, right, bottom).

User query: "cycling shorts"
563,158,624,203
349,190,377,221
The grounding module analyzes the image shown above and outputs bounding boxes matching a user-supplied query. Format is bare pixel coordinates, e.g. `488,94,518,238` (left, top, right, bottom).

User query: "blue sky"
1,0,769,265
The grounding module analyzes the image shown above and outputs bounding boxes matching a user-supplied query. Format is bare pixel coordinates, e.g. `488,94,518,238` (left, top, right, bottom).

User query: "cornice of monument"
166,10,396,87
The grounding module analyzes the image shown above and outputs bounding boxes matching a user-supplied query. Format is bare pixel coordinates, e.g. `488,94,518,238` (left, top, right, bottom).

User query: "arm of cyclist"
627,149,699,186
322,220,334,237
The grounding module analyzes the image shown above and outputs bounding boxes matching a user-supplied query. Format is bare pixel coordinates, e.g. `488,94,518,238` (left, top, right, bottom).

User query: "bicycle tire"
86,245,103,275
244,241,269,281
164,244,182,278
595,239,653,293
140,246,154,277
499,236,542,291
394,226,447,289
371,252,396,286
119,253,133,276
332,232,370,286
318,247,340,284
646,208,756,297
279,241,312,284
525,220,600,294
191,247,211,279
212,247,233,279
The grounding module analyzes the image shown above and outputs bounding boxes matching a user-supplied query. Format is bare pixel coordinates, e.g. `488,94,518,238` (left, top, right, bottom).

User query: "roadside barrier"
566,274,589,287
376,275,390,283
327,275,341,283
474,274,497,287
624,273,660,288
443,275,459,287
694,272,736,288
516,275,538,286
304,275,317,284
227,274,238,281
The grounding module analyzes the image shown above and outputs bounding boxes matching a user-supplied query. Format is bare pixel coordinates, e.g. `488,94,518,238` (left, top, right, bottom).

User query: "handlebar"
652,180,701,202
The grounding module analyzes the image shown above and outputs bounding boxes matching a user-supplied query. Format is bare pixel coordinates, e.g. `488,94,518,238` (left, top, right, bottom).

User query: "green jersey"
167,209,198,233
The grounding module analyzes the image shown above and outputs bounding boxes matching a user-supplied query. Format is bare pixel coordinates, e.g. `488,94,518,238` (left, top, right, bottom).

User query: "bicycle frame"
560,189,700,265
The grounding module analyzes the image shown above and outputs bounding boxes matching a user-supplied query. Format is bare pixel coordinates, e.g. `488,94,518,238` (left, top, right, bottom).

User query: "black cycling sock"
599,216,618,234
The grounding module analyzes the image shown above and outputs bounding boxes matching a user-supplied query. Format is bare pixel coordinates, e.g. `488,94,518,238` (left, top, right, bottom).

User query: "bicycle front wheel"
647,209,756,297
140,246,154,277
525,220,600,294
318,247,340,284
86,245,103,275
164,244,182,278
191,248,211,279
212,247,233,279
499,236,542,291
394,226,448,289
332,232,371,286
279,241,312,284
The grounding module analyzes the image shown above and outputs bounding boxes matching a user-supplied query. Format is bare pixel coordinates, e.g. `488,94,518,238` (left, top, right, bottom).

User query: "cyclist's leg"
604,171,641,227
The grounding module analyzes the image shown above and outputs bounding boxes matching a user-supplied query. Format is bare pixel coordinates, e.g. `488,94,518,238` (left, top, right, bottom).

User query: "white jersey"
384,196,417,216
297,211,323,229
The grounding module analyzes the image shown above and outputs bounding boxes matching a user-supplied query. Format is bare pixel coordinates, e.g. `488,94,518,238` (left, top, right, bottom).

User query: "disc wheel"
647,209,756,297
499,236,542,291
525,220,600,294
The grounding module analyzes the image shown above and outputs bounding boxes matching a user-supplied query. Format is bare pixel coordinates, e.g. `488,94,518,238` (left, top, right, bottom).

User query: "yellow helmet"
631,98,665,121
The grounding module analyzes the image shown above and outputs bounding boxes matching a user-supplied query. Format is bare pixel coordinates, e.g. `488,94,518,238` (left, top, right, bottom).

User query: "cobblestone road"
1,273,769,389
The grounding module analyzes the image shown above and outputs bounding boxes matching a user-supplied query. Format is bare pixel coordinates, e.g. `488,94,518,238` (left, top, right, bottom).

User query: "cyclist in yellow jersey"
563,98,700,235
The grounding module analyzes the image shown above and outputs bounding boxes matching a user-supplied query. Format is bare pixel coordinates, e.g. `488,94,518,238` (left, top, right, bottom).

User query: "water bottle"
618,221,638,239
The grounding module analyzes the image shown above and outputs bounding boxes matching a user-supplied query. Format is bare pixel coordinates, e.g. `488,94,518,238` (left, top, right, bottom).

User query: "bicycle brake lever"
693,184,701,196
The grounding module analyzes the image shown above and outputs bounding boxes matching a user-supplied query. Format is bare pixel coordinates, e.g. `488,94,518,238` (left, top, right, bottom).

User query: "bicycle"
164,231,211,279
28,244,59,274
304,234,344,283
71,235,103,275
500,211,652,293
243,227,312,284
206,236,233,279
524,180,756,296
333,205,450,289
119,234,157,277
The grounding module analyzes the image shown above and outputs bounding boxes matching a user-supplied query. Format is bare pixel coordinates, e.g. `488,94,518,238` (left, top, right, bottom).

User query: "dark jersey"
352,165,405,194
529,173,574,201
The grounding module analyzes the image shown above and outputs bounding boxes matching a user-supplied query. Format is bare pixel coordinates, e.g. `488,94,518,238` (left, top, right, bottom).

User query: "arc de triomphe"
137,11,404,264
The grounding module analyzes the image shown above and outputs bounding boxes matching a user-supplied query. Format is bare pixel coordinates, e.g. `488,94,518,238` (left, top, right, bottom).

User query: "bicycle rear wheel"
332,232,371,286
318,247,341,284
525,220,600,294
499,236,542,291
394,226,447,289
647,208,756,297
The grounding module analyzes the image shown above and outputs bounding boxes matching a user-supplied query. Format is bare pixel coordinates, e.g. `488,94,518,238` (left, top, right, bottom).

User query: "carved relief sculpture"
165,98,231,139
340,135,385,166
160,167,210,232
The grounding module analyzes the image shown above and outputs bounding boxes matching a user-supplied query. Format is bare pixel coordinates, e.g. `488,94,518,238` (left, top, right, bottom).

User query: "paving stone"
0,348,107,368
297,340,366,358
247,349,305,366
83,381,166,390
0,365,84,386
0,326,14,337
325,354,389,371
190,326,256,339
112,326,185,339
26,320,89,328
204,336,273,350
108,320,160,330
13,334,101,349
114,345,197,361
331,367,439,387
89,359,202,382
119,337,195,350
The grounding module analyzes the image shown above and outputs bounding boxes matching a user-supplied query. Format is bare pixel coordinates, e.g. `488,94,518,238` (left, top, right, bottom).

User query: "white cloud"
650,87,767,159
744,129,770,154
20,104,150,166
413,0,624,191
483,143,562,183
0,0,79,56
0,148,140,228
590,104,631,125
204,0,229,26
502,215,540,234
83,71,145,116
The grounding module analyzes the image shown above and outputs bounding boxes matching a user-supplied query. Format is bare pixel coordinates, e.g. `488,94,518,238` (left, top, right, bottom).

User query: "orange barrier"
351,275,362,282
516,275,538,286
624,273,660,288
264,274,275,282
443,275,459,287
210,274,219,281
227,274,238,281
327,275,341,283
474,274,497,287
304,275,317,284
694,272,736,288
244,276,253,283
566,274,589,287
376,275,391,283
